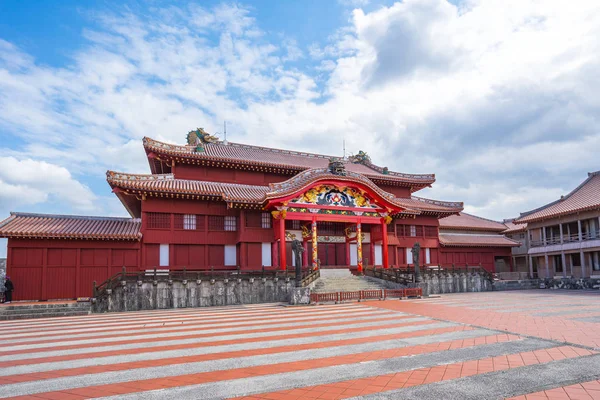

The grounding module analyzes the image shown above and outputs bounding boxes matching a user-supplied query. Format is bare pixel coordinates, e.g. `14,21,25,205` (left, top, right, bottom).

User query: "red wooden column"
382,219,389,269
279,216,286,271
311,216,318,269
357,221,363,274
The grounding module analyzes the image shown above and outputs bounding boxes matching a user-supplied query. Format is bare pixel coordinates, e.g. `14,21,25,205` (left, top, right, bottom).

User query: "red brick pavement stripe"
0,326,479,385
236,346,596,400
507,379,600,399
363,300,600,349
8,332,521,400
0,314,412,356
1,319,441,368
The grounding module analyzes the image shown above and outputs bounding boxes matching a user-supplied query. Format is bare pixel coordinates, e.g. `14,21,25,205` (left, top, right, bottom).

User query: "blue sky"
1,0,599,258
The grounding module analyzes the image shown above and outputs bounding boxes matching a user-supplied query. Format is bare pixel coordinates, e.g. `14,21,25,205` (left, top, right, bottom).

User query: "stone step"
311,274,389,293
0,310,91,320
0,302,92,320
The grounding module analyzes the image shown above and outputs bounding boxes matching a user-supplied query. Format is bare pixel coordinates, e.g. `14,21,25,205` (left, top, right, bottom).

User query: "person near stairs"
3,276,14,304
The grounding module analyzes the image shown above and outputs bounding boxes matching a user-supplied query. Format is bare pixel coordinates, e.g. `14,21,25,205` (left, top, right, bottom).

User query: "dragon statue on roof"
348,150,371,165
187,128,219,152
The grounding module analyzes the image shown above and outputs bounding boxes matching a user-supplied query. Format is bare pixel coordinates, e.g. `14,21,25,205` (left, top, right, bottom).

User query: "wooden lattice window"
261,212,271,229
208,216,238,231
146,213,171,229
424,226,437,237
245,212,262,228
225,216,237,231
174,214,205,230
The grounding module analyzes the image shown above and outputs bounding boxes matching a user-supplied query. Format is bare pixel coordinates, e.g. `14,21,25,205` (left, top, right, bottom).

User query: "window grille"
319,222,345,236
208,216,224,231
285,220,301,230
245,212,261,228
174,214,205,230
183,214,196,230
225,216,237,231
261,213,272,229
424,226,437,237
410,225,417,237
147,213,171,229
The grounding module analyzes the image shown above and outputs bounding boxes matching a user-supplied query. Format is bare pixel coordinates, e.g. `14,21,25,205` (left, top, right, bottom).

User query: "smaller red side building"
438,212,519,273
0,131,520,301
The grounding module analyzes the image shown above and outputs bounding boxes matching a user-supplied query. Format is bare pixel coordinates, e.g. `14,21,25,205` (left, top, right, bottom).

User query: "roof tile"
439,233,520,247
0,213,141,240
439,212,507,232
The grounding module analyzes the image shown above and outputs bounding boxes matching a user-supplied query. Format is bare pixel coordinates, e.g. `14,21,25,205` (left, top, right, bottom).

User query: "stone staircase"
0,302,92,320
312,269,389,293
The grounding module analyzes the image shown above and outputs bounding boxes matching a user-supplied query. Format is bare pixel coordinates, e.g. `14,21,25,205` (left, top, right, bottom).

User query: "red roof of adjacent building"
502,220,526,234
515,171,600,224
0,213,142,241
439,233,520,247
143,137,436,191
439,212,507,232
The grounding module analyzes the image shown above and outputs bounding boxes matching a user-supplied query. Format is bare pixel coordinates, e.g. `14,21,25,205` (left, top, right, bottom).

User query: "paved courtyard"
3,291,600,399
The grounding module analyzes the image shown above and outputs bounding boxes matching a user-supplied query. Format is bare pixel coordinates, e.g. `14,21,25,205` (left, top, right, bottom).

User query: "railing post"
121,266,126,280
211,265,214,280
183,266,187,280
261,265,265,278
93,281,97,297
153,268,157,281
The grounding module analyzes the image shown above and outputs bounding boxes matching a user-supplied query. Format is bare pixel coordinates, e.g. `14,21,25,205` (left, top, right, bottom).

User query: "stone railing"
93,267,318,313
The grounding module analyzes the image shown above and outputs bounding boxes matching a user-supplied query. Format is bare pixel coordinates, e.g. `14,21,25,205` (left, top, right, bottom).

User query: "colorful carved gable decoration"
291,185,376,208
186,128,219,152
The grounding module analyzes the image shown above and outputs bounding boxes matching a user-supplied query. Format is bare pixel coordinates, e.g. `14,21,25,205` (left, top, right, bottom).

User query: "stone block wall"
365,272,493,296
93,277,297,313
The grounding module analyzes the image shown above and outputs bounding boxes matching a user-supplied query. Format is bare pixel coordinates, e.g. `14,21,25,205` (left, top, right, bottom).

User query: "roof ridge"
107,170,174,181
459,212,505,226
9,212,140,222
410,195,463,209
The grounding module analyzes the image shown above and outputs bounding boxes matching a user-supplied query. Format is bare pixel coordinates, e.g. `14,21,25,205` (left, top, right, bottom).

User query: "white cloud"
0,0,599,222
0,157,97,213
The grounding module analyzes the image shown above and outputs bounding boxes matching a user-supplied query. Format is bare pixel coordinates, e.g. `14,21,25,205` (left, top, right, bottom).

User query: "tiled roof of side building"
439,233,521,247
516,171,600,224
438,212,508,232
502,220,527,234
143,137,436,189
0,213,142,240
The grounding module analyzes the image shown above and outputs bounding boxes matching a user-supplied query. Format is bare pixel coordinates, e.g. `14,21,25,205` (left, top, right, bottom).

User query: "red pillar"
357,221,363,274
279,218,286,271
382,220,389,269
312,217,318,269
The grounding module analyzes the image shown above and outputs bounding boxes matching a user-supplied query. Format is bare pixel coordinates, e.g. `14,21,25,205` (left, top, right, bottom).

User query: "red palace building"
0,129,518,301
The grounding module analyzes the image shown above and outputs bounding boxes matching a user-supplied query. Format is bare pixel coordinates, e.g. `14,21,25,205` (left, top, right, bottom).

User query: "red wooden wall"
7,239,140,301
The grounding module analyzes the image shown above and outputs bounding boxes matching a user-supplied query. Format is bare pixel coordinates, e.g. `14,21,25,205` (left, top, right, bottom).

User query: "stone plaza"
2,291,600,399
